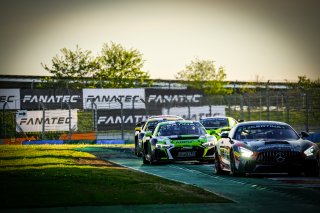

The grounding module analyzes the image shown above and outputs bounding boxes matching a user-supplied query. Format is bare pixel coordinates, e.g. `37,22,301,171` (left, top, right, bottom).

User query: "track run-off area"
87,146,320,213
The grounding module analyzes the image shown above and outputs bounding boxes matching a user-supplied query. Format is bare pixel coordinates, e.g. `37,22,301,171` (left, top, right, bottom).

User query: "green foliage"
41,43,152,88
176,58,232,95
297,75,320,89
41,45,97,89
95,42,151,88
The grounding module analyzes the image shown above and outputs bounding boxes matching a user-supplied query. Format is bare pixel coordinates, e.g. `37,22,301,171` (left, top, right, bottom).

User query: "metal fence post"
39,101,45,140
91,100,97,132
117,98,124,141
304,93,309,132
64,102,72,141
2,102,8,137
286,95,290,123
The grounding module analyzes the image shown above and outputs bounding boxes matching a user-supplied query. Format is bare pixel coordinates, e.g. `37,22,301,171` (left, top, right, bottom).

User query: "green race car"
135,115,184,156
142,120,217,164
200,116,238,140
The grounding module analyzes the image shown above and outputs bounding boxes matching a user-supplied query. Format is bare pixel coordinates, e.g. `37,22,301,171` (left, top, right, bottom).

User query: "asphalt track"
4,147,320,213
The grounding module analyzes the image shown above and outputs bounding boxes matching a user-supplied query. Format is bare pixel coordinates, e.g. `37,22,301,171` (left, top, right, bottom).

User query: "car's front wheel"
214,150,224,175
142,144,149,164
230,150,245,177
304,158,320,177
142,143,155,165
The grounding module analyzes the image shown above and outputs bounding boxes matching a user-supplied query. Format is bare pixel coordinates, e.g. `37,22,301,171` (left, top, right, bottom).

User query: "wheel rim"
215,152,221,172
230,151,236,174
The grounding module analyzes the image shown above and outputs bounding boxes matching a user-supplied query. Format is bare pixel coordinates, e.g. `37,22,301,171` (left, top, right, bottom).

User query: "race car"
214,121,320,176
200,116,238,140
142,120,217,164
135,115,183,156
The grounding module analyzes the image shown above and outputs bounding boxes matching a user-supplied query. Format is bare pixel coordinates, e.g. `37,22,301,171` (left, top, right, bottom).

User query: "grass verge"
0,145,231,209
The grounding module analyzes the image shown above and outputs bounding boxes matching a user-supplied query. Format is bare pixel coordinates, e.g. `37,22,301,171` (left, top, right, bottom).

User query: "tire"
134,141,141,157
142,144,149,164
230,151,244,177
214,150,224,175
304,158,320,177
147,143,155,165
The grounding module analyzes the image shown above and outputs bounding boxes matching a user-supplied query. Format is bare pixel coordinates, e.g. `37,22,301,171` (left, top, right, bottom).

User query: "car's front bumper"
153,146,215,162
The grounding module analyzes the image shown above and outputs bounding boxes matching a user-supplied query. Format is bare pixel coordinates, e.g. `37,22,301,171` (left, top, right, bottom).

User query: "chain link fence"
1,88,319,143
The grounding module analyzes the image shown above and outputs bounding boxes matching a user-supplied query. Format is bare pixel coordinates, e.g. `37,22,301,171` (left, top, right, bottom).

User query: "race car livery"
135,115,183,156
214,121,320,176
200,116,238,140
142,120,217,164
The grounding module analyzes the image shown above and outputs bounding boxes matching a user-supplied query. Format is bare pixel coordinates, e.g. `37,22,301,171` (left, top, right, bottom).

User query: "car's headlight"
202,141,215,147
202,137,217,147
304,146,316,156
239,147,253,158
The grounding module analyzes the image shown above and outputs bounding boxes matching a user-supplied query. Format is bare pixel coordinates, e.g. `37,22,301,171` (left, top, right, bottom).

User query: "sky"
0,0,319,82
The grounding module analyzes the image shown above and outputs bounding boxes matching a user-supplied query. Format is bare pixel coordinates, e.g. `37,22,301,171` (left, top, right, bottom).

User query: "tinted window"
158,123,207,136
234,124,299,141
200,118,228,128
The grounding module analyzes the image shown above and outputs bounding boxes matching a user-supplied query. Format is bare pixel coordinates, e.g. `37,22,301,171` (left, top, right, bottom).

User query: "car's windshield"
201,118,228,128
158,123,207,136
234,124,300,141
145,120,162,131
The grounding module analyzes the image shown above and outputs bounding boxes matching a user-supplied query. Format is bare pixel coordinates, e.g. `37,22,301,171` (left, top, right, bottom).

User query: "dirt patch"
76,157,124,169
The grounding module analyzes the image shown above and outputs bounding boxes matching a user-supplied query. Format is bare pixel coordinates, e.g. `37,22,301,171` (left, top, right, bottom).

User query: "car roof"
148,115,183,119
200,116,229,120
236,121,289,127
157,120,199,126
146,115,183,121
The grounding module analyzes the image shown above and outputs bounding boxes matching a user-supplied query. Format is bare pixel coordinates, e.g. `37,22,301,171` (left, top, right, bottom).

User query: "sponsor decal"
147,94,202,104
16,110,78,132
145,89,204,106
162,105,226,121
97,109,161,130
0,89,20,109
21,89,82,109
83,88,145,109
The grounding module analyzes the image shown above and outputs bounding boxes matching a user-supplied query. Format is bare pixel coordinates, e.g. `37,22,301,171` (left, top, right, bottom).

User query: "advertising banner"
97,109,161,130
16,110,78,132
145,88,204,107
162,105,226,121
83,88,145,109
20,89,82,110
0,89,20,110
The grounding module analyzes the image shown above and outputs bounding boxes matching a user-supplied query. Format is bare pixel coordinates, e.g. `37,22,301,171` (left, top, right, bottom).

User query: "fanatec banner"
16,110,78,132
0,89,20,110
145,88,204,107
20,89,82,110
83,88,146,109
97,109,162,130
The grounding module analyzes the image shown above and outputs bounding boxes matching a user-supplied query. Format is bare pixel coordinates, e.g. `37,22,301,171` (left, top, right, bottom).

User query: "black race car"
215,121,320,176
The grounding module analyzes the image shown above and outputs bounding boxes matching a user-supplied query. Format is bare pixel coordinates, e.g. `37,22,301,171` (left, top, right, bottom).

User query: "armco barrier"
21,139,125,145
22,140,64,145
96,140,125,144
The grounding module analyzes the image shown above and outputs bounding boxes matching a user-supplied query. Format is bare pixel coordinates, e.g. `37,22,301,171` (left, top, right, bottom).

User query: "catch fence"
1,87,319,143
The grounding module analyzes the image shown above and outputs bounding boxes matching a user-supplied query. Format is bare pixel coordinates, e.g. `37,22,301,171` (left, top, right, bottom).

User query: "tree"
41,45,96,89
95,42,151,88
176,58,231,94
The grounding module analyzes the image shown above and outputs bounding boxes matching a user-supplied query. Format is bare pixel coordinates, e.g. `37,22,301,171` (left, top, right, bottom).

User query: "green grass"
0,145,230,209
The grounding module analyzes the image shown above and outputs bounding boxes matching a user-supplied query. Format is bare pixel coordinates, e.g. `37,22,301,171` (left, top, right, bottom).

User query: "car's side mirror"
300,131,309,138
151,138,158,146
220,132,229,138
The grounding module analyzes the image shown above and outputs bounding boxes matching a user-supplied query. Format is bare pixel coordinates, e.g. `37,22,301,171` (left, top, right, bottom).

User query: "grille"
170,147,204,159
256,151,302,164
